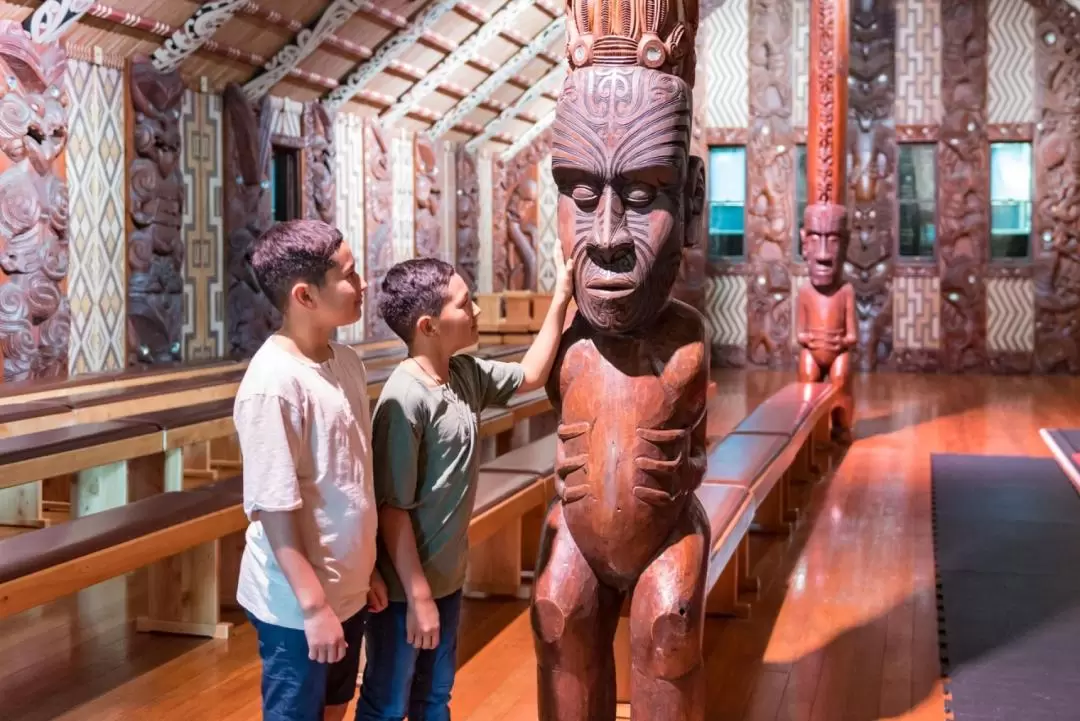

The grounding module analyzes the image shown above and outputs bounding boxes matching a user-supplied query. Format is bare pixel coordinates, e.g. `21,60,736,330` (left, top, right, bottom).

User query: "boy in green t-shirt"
358,257,572,721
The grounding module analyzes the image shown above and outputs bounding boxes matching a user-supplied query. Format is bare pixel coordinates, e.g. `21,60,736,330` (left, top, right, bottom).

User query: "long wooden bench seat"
0,475,246,639
1039,428,1080,494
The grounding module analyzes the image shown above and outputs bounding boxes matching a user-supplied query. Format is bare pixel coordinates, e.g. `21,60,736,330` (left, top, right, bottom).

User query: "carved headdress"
565,0,699,86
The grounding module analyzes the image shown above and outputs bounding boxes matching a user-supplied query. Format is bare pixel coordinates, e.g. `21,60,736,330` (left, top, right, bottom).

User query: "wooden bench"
1039,428,1080,495
476,291,552,344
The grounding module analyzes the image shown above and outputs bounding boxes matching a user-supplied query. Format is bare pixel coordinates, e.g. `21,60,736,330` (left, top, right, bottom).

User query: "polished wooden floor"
3,369,1078,721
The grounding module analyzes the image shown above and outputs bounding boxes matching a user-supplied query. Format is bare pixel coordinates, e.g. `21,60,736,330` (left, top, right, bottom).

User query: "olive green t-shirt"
371,353,525,602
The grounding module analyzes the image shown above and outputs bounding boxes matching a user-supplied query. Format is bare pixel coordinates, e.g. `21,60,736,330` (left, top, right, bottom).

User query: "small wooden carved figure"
796,202,855,442
530,2,709,720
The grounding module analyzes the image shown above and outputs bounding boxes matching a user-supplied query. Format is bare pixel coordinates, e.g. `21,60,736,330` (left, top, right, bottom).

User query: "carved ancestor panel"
0,23,70,381
303,101,335,226
746,0,795,367
938,0,989,373
223,84,276,358
494,130,550,292
414,134,441,259
847,0,896,370
1031,2,1080,373
455,145,480,292
364,122,394,341
127,57,185,366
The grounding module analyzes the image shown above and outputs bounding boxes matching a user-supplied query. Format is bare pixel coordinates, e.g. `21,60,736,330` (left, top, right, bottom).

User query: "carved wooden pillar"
455,146,480,292
0,23,70,382
847,0,896,370
364,122,394,341
303,101,335,226
938,0,989,373
414,134,442,259
1031,1,1080,373
807,0,849,204
126,56,185,366
746,0,796,367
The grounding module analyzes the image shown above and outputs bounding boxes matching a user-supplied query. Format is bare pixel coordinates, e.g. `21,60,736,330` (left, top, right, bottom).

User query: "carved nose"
590,188,633,263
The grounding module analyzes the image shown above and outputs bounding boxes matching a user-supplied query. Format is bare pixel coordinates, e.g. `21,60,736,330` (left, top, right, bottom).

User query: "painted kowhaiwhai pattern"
895,0,942,125
704,0,749,128
335,112,365,344
537,152,558,293
180,89,225,361
987,277,1034,352
988,0,1035,123
893,274,941,349
705,275,748,346
66,58,125,375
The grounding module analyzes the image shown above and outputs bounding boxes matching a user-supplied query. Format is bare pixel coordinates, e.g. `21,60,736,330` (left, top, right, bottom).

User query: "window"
270,145,301,223
707,146,746,258
897,143,936,259
990,142,1033,259
794,144,808,256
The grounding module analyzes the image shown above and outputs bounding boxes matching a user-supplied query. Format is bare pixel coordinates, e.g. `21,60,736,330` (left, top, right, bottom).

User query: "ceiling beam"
323,0,458,111
25,0,94,44
243,0,361,101
381,0,537,126
151,0,246,73
501,108,554,161
428,17,564,139
465,61,565,151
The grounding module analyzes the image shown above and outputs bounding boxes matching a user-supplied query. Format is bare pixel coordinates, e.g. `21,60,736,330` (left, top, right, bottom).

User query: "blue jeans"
247,608,369,721
356,590,463,721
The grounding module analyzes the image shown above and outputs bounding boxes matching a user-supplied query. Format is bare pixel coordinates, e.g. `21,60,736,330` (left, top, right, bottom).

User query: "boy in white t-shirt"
233,219,388,721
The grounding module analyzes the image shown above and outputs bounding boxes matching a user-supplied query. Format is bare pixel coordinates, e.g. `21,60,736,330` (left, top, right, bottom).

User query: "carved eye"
570,184,600,206
622,182,655,207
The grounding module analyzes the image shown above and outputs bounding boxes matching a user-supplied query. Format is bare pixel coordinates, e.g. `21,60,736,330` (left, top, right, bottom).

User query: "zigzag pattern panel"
705,275,748,346
391,130,415,263
335,112,365,345
704,0,749,128
537,152,558,293
895,0,942,125
180,89,224,361
987,277,1034,352
66,59,125,375
988,0,1035,123
792,0,809,128
893,275,941,349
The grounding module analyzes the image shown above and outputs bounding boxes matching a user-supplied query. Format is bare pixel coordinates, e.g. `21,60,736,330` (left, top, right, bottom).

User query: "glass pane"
990,142,1032,259
794,145,807,256
897,144,936,259
708,147,746,204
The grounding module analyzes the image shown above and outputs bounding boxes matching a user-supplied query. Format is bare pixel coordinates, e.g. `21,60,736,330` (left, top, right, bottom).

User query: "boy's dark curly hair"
378,258,456,344
250,219,344,311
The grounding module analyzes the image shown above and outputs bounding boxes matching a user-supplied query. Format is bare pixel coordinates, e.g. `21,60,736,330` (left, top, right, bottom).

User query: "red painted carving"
1032,2,1080,373
127,56,185,366
808,0,848,205
0,22,69,381
413,134,442,259
746,0,795,367
223,84,276,357
454,145,480,291
494,131,550,291
847,0,896,370
303,101,335,225
364,121,394,341
532,2,710,718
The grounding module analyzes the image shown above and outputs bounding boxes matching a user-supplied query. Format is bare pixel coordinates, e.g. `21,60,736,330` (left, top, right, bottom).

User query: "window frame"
706,144,749,262
988,139,1035,265
894,139,939,266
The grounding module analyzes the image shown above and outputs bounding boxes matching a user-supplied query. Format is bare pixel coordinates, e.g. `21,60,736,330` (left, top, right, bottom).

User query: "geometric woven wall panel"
704,0,749,128
478,151,494,293
335,112,366,344
180,89,224,361
537,152,558,293
895,0,942,125
705,275,748,346
893,274,941,350
391,129,415,264
793,0,809,128
987,277,1034,352
66,59,126,375
988,0,1035,123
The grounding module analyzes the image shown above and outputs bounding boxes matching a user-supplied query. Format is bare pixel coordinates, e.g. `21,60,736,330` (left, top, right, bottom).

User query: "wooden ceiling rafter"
501,107,553,160
453,1,562,67
25,0,94,45
465,60,565,150
151,0,246,73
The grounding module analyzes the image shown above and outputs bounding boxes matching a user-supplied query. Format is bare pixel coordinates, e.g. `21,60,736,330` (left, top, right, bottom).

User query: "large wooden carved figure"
128,57,185,365
0,22,69,381
530,2,710,720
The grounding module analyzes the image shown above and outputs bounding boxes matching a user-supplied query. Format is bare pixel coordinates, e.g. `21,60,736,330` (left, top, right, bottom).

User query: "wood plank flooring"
3,369,1079,721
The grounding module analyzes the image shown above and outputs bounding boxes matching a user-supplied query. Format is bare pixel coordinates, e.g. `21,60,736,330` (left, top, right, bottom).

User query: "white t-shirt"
233,337,377,630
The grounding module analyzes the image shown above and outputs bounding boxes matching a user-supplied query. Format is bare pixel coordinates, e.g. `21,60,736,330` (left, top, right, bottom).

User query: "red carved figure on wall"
796,203,855,442
128,56,185,365
0,21,69,381
529,2,710,720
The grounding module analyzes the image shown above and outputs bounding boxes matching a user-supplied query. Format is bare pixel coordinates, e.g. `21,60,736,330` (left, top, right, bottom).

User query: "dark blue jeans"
356,590,463,721
247,608,369,721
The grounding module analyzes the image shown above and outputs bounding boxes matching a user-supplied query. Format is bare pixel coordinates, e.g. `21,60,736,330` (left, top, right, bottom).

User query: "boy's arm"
517,259,575,393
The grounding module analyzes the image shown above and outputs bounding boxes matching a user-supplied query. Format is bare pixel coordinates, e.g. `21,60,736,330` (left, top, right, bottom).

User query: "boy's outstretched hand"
367,569,389,613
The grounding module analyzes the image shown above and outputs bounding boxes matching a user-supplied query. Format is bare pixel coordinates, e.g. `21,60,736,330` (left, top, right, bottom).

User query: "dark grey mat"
932,454,1080,721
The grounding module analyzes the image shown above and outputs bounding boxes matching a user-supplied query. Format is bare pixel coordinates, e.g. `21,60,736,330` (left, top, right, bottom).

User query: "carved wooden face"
0,41,67,175
801,204,849,291
552,66,691,333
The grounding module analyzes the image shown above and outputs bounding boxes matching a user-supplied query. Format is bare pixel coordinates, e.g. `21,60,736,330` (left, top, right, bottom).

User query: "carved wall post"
847,0,896,370
126,56,185,366
808,0,849,204
0,22,70,381
303,101,336,226
364,121,394,340
938,0,989,373
746,0,796,367
495,132,550,292
414,134,442,259
454,145,480,292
